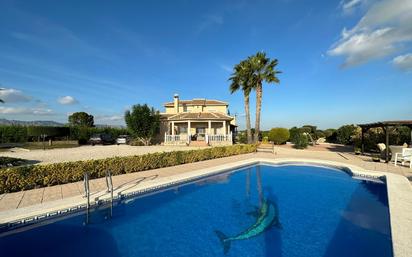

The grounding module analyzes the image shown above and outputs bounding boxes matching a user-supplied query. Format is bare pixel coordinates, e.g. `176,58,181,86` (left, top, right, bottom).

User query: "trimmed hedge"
0,125,27,143
27,126,70,138
0,144,257,193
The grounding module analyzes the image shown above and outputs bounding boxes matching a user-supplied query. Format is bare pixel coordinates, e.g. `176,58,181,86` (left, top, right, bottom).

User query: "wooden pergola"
358,120,412,163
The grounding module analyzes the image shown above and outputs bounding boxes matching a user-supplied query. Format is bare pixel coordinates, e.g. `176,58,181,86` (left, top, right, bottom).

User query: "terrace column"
188,120,191,135
361,127,365,154
222,121,227,135
171,121,175,136
208,120,212,135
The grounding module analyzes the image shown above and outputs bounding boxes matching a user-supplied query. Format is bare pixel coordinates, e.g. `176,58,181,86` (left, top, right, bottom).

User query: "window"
196,127,205,134
179,126,187,134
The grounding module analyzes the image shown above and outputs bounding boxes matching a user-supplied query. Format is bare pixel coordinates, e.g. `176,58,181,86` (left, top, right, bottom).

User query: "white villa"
160,94,236,146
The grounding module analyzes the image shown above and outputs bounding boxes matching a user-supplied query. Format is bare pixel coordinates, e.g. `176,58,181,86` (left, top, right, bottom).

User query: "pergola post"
361,127,365,154
410,126,412,146
384,126,389,163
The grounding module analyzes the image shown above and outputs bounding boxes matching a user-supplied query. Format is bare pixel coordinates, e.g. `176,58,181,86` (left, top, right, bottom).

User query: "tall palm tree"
0,88,4,103
247,52,281,142
229,60,253,144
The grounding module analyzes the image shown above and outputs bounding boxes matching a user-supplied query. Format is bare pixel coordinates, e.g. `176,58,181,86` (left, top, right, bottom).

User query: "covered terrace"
358,120,412,163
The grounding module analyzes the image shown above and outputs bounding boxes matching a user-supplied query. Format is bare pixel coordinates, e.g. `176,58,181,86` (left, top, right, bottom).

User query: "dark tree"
125,104,160,146
68,112,94,127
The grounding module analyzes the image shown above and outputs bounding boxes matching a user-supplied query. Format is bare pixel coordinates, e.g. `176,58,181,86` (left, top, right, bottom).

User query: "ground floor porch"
163,120,235,146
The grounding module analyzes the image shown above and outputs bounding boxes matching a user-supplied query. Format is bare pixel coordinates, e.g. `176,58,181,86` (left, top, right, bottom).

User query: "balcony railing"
207,133,232,142
164,134,188,142
164,133,232,144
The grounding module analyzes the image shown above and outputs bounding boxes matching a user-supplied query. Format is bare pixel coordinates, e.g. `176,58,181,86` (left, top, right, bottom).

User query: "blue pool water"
0,164,392,257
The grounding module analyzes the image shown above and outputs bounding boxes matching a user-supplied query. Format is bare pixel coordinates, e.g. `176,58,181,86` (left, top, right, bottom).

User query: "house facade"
160,94,236,146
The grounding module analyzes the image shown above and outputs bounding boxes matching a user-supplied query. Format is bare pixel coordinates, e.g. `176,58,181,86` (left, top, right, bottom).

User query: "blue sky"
0,0,411,129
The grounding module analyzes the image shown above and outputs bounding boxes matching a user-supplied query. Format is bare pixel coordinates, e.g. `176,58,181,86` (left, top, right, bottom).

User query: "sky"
0,0,411,129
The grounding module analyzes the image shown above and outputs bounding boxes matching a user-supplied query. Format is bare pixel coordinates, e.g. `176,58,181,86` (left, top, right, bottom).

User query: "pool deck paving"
0,147,411,257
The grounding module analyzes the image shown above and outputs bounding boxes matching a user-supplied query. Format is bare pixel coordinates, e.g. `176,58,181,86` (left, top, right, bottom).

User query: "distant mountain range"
0,119,64,126
0,118,125,128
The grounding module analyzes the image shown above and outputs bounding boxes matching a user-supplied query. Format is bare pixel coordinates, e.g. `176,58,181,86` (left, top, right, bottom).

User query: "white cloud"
0,106,53,115
95,115,124,122
329,0,412,67
392,53,412,71
340,0,366,13
57,95,78,105
0,88,31,103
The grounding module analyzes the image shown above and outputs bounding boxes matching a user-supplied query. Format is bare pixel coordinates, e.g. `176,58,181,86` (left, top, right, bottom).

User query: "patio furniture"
358,120,412,163
376,143,387,160
389,145,404,162
394,148,412,168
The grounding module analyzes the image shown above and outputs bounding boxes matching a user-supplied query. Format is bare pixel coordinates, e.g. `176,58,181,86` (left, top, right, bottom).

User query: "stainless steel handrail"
84,172,90,207
105,170,114,217
83,172,90,224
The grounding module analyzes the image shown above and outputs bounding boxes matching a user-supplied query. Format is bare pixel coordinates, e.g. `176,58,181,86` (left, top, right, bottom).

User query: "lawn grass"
0,141,80,151
23,141,79,150
23,140,79,150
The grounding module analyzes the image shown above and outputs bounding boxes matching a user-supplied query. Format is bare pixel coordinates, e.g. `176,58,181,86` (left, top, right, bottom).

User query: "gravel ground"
0,145,205,164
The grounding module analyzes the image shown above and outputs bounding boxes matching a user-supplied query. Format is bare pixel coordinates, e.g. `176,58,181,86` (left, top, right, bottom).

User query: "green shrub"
291,132,308,149
289,127,300,140
0,144,257,193
268,128,290,144
237,131,248,144
315,130,325,139
324,129,337,143
336,125,358,145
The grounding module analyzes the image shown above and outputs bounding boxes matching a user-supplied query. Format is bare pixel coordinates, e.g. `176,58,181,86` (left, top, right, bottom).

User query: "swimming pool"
0,164,393,257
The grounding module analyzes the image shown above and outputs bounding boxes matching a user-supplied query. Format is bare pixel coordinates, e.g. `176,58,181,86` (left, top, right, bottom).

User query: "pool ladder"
105,170,114,218
83,172,90,224
83,170,114,224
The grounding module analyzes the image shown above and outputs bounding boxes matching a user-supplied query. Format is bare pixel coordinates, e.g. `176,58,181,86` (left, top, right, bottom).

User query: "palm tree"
0,88,4,103
247,52,281,142
229,60,253,144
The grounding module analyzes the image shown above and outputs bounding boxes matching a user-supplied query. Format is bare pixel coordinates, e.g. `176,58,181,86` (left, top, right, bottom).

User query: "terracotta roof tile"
163,112,233,121
164,99,228,106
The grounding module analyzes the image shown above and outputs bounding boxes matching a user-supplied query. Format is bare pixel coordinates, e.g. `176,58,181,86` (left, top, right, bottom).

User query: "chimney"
173,94,179,113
